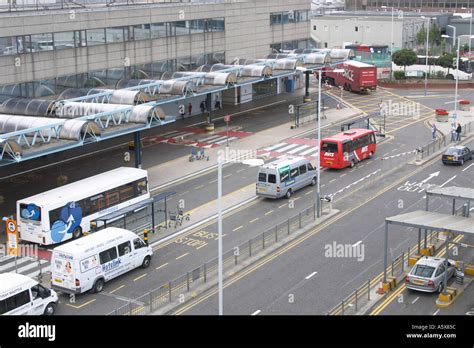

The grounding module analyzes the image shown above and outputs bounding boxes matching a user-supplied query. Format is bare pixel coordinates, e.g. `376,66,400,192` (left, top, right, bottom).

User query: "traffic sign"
7,219,16,232
5,218,18,256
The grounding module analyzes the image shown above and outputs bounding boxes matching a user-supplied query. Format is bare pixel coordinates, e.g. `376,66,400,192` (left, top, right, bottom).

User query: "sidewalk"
432,106,474,140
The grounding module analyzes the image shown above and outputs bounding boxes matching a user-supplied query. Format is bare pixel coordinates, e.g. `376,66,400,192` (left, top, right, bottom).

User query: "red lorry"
321,60,377,94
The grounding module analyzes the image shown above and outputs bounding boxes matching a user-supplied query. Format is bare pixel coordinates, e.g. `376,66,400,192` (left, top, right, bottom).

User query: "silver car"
405,256,456,293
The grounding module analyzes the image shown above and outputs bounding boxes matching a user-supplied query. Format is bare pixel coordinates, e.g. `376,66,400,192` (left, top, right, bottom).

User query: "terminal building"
0,0,312,104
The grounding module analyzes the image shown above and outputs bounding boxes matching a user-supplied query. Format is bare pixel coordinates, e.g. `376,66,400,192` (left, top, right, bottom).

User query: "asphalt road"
174,139,474,315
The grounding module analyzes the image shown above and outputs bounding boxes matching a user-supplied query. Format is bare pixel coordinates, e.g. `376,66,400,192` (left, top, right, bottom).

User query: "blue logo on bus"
51,201,83,243
21,204,40,221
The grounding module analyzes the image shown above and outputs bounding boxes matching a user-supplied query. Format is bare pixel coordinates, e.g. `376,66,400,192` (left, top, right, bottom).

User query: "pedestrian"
188,102,192,116
431,123,437,140
214,95,221,110
200,100,206,113
456,123,462,142
450,123,457,143
179,107,185,120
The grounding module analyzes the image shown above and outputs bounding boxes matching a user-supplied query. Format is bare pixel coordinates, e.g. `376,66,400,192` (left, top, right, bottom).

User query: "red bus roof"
322,129,374,142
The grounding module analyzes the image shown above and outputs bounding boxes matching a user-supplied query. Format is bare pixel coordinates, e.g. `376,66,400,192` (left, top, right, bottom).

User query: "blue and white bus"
16,167,150,246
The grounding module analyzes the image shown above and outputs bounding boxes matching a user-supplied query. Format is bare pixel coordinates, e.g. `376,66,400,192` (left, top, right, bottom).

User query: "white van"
256,156,317,199
0,273,58,315
51,227,153,294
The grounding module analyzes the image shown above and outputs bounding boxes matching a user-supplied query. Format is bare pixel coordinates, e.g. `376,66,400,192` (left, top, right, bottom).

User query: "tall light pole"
382,6,395,79
316,69,322,218
421,16,433,96
470,9,473,54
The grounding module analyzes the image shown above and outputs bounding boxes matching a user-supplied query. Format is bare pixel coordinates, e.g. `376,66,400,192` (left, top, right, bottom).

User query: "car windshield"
445,148,461,155
412,265,435,278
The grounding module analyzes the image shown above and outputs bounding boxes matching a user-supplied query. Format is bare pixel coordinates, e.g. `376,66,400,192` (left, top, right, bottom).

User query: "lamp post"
421,16,434,96
216,156,264,315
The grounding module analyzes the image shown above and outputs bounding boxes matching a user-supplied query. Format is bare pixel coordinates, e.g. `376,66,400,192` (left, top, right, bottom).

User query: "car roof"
415,256,444,267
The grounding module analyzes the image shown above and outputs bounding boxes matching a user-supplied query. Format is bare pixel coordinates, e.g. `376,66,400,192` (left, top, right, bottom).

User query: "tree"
437,53,456,75
416,26,427,46
429,23,441,45
392,49,418,72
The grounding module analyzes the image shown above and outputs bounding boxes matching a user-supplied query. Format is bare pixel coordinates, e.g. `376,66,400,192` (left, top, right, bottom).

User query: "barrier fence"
327,231,439,315
108,201,329,315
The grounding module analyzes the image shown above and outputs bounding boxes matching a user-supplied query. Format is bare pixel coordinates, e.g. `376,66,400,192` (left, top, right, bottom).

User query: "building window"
106,27,125,44
133,24,150,40
86,28,106,46
270,12,282,25
151,23,166,39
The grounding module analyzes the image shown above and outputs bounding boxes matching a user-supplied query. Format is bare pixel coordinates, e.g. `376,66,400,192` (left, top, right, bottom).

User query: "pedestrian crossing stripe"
0,256,50,279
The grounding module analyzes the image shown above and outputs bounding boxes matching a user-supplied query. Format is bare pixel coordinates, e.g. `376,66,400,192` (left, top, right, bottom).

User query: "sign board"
6,218,19,256
224,115,230,123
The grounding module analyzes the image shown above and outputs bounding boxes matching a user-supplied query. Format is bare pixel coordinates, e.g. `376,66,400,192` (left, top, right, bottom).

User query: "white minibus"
256,156,316,199
51,227,153,294
17,167,150,246
0,273,58,315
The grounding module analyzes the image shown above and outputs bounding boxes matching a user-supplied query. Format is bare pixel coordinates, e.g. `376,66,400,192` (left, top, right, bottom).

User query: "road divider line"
109,285,125,294
233,226,243,232
411,296,419,304
462,163,474,172
249,218,259,223
156,263,169,271
264,210,274,216
278,204,287,209
176,253,189,260
305,190,314,195
194,185,205,190
439,175,456,188
133,274,147,282
433,309,440,315
305,271,317,280
251,310,261,316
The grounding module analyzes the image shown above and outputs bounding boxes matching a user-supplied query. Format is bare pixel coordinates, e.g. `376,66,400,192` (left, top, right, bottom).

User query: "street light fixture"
314,67,344,217
421,16,436,97
216,155,264,315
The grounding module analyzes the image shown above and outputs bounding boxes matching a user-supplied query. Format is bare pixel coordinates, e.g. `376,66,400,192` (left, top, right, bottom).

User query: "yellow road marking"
279,203,287,208
155,262,169,271
65,298,96,309
176,252,189,260
233,225,243,232
173,154,442,315
133,273,147,282
109,285,125,294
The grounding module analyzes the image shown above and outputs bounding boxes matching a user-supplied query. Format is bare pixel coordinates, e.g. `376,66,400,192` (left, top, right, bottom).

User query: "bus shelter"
383,186,474,295
91,192,175,235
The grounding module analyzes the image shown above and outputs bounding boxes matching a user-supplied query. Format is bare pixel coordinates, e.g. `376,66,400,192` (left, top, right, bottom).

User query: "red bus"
320,129,376,169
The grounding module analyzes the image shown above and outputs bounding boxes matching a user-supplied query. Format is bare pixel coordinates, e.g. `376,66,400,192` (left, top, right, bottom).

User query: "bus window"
279,169,290,182
119,183,134,202
268,174,276,184
342,141,353,153
290,167,299,178
258,173,267,182
136,179,148,195
299,164,307,175
105,190,120,207
321,141,338,153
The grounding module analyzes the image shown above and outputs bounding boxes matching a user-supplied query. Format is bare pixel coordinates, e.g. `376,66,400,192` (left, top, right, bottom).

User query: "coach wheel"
72,227,83,239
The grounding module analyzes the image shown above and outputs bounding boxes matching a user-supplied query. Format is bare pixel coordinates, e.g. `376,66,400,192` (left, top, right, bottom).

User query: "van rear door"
257,168,278,197
51,251,76,292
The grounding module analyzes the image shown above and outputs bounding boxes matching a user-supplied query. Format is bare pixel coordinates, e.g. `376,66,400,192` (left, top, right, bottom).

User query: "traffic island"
436,287,458,308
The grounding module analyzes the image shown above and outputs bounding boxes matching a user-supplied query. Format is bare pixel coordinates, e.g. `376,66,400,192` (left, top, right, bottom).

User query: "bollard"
187,272,190,292
143,229,149,246
367,279,371,300
168,281,172,302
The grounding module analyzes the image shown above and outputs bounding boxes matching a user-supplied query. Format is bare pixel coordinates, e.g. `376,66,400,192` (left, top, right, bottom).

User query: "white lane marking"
462,163,474,172
305,271,317,280
199,134,223,142
433,309,440,315
274,143,302,153
352,241,362,247
264,143,287,151
299,147,319,156
287,144,310,154
205,136,228,144
251,310,261,316
411,296,419,304
212,137,238,145
439,175,456,188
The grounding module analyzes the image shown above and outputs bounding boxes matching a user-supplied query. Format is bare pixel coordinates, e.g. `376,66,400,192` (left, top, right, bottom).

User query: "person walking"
431,123,437,140
450,123,457,143
200,100,206,113
456,123,462,142
179,107,185,120
188,102,193,116
214,95,221,110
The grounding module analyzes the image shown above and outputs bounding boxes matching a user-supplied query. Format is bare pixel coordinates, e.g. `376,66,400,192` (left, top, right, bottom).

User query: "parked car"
406,256,456,293
442,145,473,165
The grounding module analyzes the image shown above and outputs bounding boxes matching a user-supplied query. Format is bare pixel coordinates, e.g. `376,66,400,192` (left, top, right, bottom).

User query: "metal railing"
327,231,439,315
108,201,329,315
418,120,474,160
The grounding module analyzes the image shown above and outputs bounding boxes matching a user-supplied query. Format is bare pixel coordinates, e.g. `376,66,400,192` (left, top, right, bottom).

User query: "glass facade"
270,10,310,25
0,51,225,98
271,38,313,53
0,18,225,56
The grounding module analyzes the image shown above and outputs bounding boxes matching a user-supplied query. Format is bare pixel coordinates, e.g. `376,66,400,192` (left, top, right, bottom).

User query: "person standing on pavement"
431,123,437,140
180,107,185,120
456,123,462,142
450,123,457,143
188,102,192,116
